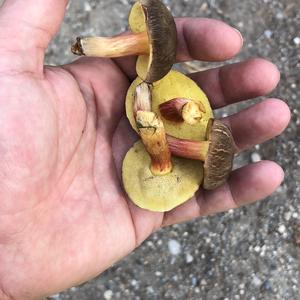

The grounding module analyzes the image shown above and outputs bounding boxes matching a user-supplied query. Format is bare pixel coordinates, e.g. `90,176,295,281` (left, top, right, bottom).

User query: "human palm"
0,1,290,299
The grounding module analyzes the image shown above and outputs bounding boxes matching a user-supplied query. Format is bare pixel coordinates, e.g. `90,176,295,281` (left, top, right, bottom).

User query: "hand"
0,1,290,299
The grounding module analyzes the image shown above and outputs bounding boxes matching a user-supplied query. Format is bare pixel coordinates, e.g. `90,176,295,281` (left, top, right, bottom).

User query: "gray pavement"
45,0,299,299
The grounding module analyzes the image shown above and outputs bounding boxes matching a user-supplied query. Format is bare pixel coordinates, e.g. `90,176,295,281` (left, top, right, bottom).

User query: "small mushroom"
126,70,214,140
71,0,177,83
159,98,206,125
122,141,203,212
167,119,235,190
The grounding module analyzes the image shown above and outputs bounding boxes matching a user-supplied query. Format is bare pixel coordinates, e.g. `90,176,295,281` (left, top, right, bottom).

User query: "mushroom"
126,70,214,141
159,97,206,125
71,0,177,83
167,119,235,190
122,140,203,212
122,85,203,212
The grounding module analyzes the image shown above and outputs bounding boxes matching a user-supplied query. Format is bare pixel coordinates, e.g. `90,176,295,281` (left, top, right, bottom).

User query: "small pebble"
293,37,300,45
276,12,284,19
200,2,208,11
254,245,261,252
278,224,286,234
264,30,273,38
146,286,154,294
191,277,198,286
252,275,263,287
131,279,138,286
260,245,267,256
104,290,113,300
84,2,92,12
201,279,207,285
186,253,194,263
251,152,262,163
168,239,181,255
284,212,292,221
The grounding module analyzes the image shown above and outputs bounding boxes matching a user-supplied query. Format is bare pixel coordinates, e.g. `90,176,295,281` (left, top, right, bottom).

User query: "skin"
0,1,290,299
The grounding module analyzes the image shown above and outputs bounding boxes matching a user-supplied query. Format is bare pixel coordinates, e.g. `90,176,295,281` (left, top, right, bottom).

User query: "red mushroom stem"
136,111,172,175
166,135,210,161
159,98,206,125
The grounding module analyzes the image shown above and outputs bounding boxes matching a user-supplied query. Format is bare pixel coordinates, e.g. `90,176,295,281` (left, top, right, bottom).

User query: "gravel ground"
44,0,300,299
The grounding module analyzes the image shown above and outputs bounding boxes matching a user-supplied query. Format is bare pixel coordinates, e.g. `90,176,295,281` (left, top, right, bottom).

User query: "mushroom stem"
167,119,235,190
159,98,206,125
133,82,152,118
71,32,149,58
136,111,172,175
167,135,210,161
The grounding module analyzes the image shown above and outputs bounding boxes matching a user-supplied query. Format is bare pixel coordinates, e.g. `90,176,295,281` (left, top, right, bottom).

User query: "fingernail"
234,28,244,45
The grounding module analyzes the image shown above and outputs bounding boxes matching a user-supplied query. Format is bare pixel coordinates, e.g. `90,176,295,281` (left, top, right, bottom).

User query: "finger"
114,17,243,79
0,0,68,67
189,58,280,108
1,0,68,48
223,99,290,152
176,17,243,62
162,161,284,226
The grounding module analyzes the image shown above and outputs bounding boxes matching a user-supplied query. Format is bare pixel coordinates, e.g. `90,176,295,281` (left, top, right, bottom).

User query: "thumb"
0,0,68,71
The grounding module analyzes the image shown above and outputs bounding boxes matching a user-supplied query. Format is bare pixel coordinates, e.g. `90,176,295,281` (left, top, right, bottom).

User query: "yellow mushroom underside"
126,70,214,140
122,141,203,212
128,1,153,81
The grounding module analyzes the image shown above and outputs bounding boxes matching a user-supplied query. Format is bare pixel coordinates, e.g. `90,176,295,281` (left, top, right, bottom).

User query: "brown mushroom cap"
129,0,177,83
203,120,235,190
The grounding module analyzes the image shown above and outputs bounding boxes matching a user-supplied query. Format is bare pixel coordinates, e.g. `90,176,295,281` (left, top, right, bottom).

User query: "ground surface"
42,0,300,299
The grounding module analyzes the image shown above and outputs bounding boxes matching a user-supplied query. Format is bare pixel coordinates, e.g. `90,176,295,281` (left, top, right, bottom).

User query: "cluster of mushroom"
72,0,235,212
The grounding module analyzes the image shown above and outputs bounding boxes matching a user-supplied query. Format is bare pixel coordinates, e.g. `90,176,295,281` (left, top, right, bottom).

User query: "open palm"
0,1,290,299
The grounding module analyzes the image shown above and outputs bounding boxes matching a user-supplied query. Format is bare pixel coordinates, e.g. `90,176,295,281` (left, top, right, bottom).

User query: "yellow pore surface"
128,1,152,81
122,141,203,212
126,70,214,140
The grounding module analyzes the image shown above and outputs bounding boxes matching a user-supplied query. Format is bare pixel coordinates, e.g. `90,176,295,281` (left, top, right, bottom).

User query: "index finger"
176,17,243,62
114,17,243,79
